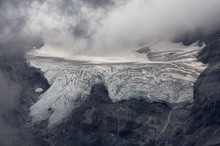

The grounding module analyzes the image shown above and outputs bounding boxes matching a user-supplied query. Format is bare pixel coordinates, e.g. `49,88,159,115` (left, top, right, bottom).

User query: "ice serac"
27,42,206,127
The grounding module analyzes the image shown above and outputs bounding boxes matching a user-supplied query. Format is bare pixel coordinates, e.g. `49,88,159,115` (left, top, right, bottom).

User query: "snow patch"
35,87,44,93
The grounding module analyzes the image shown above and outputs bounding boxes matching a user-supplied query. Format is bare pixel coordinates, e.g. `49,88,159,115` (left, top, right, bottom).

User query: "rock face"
43,84,192,146
197,33,220,64
187,33,220,146
0,55,50,146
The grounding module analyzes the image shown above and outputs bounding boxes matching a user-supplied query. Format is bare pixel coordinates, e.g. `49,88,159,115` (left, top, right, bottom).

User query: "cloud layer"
91,0,220,54
1,0,220,56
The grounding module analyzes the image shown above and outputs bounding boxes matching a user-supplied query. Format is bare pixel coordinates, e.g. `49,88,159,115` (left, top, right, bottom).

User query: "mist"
26,0,220,57
0,72,35,146
1,0,220,57
92,0,220,54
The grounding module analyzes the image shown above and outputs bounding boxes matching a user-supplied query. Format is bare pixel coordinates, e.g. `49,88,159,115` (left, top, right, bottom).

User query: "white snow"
35,87,44,93
27,41,207,127
27,45,149,64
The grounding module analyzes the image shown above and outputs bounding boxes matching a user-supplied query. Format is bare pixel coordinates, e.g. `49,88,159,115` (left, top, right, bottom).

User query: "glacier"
27,42,206,127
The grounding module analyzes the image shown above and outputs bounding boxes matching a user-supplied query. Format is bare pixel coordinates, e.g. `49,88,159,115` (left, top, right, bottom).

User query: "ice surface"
27,42,206,127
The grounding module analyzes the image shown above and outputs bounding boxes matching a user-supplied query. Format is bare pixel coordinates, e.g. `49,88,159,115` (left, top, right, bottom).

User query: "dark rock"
183,32,220,146
44,84,196,146
197,33,220,64
137,47,151,54
194,64,220,108
0,55,50,146
173,30,219,46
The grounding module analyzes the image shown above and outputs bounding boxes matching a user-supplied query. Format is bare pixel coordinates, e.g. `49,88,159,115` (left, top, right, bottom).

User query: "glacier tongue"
28,55,205,127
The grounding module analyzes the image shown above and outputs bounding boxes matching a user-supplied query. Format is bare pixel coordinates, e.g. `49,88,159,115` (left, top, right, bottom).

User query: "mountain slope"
0,55,50,146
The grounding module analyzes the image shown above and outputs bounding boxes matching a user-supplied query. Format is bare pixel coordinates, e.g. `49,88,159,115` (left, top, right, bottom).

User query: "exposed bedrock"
195,32,220,110
0,56,50,146
197,33,220,64
184,33,220,146
43,84,192,146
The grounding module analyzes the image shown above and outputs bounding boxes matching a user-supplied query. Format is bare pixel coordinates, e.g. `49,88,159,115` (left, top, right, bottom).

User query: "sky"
0,0,220,56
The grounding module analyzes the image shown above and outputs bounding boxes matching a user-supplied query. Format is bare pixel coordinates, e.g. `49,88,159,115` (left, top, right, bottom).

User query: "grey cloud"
1,0,220,57
0,0,122,57
72,20,90,39
89,0,220,53
22,0,220,56
59,0,80,16
82,0,115,8
0,0,44,56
